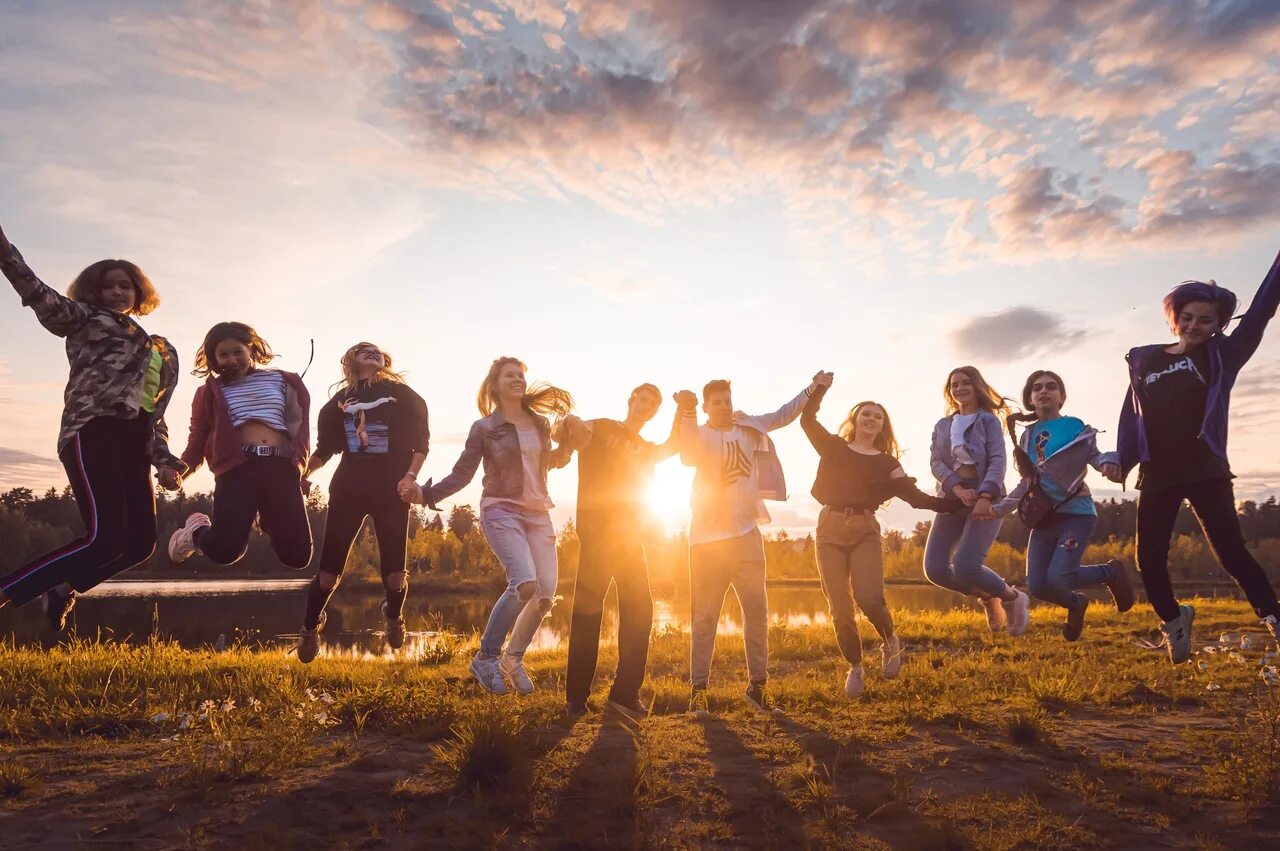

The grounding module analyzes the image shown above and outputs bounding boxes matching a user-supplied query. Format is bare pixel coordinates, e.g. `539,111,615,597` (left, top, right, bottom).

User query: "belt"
242,444,289,458
826,506,876,517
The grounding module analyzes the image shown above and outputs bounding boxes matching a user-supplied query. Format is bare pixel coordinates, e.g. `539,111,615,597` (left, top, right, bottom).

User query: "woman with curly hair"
295,342,429,663
0,223,184,630
167,321,313,571
403,357,574,695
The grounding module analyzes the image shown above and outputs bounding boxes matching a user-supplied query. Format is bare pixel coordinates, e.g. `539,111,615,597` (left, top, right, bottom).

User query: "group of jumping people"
2,219,1279,718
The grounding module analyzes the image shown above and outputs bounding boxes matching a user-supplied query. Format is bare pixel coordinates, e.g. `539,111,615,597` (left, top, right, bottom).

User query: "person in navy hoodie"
1108,249,1280,663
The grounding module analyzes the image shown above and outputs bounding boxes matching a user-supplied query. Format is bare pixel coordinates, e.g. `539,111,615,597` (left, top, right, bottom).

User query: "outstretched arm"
800,379,844,455
1223,248,1280,368
0,224,94,337
420,422,485,509
738,372,827,433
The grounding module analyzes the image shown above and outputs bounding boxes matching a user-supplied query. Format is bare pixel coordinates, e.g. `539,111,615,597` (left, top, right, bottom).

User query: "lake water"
0,578,1249,658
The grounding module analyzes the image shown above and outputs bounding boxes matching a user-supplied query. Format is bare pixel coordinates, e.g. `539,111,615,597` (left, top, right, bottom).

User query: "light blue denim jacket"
929,410,1008,499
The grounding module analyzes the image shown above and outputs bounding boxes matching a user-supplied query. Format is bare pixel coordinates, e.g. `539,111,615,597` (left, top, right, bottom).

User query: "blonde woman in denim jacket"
924,366,1031,636
404,357,574,695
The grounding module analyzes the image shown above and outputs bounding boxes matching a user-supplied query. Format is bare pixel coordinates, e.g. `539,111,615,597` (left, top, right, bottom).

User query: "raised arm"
422,421,485,509
737,378,819,433
673,390,703,467
1222,247,1280,368
799,381,844,456
0,225,94,337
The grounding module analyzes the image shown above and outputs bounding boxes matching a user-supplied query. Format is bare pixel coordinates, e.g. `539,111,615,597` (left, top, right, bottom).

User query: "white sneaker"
1006,590,1031,637
499,653,535,694
881,635,903,679
168,513,210,563
981,596,1008,633
844,665,865,699
1160,605,1195,665
469,652,508,695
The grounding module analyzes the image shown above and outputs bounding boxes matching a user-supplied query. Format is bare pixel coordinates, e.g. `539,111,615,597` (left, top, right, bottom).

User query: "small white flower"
1229,652,1246,665
178,715,192,730
306,688,318,702
294,708,305,719
318,692,334,705
199,699,216,713
221,699,236,713
247,697,263,711
1205,682,1222,692
314,711,329,725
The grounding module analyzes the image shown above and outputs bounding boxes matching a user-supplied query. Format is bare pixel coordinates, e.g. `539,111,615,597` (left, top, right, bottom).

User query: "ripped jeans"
1025,512,1117,611
478,503,559,659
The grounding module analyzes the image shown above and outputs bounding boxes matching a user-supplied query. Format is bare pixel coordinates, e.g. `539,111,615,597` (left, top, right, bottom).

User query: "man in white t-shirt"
674,372,829,715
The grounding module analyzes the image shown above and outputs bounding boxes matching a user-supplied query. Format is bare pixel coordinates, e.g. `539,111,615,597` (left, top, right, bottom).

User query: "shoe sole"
499,665,535,695
1168,607,1195,664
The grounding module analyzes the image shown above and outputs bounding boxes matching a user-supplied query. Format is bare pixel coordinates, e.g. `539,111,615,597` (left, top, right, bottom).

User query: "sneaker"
1063,597,1087,642
381,600,406,651
168,512,210,563
1264,614,1279,646
606,694,650,722
1006,590,1032,637
689,688,711,719
1160,604,1195,665
844,665,865,699
565,701,589,719
499,653,535,694
981,596,1008,633
41,587,76,632
1104,561,1136,613
470,652,508,695
297,611,325,664
744,681,776,714
881,635,903,679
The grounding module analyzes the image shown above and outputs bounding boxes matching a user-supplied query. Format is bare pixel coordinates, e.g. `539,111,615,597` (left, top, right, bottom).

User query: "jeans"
1025,513,1117,610
565,526,653,706
689,528,768,688
1,415,156,605
814,508,893,666
197,455,313,569
478,503,558,659
923,506,1008,598
1136,478,1280,622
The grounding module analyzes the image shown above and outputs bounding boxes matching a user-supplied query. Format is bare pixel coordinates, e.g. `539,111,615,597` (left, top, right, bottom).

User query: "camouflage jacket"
2,245,185,472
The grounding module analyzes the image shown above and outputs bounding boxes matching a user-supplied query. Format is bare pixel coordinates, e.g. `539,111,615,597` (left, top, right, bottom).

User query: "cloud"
949,306,1090,361
0,447,63,484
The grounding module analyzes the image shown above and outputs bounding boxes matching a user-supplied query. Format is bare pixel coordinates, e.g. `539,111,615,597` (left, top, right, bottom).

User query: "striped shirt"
222,370,287,431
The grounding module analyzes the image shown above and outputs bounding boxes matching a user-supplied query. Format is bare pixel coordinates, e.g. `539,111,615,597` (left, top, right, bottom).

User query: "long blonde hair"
477,356,574,417
943,366,1008,416
837,401,901,459
331,341,406,394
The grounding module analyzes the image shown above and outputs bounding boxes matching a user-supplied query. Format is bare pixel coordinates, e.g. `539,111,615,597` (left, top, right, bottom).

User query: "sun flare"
645,462,694,532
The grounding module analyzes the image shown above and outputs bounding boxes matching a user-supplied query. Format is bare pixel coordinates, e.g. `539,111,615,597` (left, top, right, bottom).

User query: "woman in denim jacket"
924,366,1031,636
405,357,574,695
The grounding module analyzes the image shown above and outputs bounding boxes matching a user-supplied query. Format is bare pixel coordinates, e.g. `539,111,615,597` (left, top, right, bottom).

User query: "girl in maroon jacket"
167,322,313,569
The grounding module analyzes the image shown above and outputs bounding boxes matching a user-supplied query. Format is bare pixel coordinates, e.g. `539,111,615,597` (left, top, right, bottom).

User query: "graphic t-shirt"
1135,346,1231,489
1027,416,1094,516
576,419,662,539
314,381,430,470
689,424,763,546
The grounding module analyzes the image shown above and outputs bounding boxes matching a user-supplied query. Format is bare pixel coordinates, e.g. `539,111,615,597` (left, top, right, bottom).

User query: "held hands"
397,475,425,505
559,415,593,449
811,370,834,391
951,485,978,507
157,468,181,491
673,389,698,413
1099,462,1122,483
971,496,996,520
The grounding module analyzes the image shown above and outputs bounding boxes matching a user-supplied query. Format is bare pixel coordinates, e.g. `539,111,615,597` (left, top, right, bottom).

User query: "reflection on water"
0,578,1250,656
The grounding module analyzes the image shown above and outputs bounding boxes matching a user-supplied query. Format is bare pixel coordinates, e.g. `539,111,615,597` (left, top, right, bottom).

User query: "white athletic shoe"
881,635,903,679
499,653,535,694
1161,605,1195,665
982,596,1008,633
844,665,865,699
1006,590,1032,637
470,652,508,695
168,512,210,563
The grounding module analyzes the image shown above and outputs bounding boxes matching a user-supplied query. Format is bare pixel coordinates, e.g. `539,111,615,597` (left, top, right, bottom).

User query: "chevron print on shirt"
721,438,752,487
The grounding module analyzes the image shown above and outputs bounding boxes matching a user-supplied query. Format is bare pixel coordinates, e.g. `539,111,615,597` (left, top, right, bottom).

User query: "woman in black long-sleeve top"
802,374,958,699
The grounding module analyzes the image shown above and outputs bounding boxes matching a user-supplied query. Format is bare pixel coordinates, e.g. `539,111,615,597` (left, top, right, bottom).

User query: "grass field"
1,598,1278,849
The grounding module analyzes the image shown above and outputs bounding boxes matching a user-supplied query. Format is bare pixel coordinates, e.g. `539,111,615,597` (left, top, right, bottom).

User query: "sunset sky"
3,0,1280,536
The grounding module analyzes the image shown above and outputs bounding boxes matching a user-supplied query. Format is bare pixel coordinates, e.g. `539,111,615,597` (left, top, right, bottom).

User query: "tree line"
2,486,1278,592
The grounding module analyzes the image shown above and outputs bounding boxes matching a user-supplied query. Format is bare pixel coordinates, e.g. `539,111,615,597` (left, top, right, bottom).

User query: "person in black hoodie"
801,373,960,698
295,342,429,662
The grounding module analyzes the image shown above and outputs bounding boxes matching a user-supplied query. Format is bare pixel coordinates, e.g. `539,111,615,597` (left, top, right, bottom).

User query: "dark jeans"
316,462,408,579
2,415,156,605
197,455,312,569
1136,477,1280,622
564,529,653,706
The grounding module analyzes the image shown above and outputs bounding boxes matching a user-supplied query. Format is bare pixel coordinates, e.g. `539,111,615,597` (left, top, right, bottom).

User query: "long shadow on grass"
540,720,638,849
700,716,808,848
